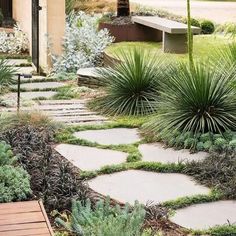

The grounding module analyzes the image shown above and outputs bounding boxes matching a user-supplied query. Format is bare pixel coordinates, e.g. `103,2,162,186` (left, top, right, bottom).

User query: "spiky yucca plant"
0,59,16,93
93,49,168,116
144,62,236,137
212,43,236,69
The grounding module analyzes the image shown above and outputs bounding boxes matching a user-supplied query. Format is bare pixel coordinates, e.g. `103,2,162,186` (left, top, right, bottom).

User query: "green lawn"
105,35,233,62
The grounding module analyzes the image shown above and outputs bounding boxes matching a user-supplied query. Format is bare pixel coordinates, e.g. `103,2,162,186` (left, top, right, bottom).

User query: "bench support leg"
163,32,187,54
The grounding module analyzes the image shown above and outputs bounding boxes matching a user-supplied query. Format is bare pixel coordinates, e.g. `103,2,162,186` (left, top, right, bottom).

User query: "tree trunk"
117,0,130,17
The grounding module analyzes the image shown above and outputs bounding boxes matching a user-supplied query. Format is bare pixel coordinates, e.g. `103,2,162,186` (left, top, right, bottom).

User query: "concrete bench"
132,16,201,53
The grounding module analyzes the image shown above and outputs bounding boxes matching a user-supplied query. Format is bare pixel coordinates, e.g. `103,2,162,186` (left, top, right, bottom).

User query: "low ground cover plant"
185,150,236,199
55,198,149,236
0,140,31,203
0,113,90,211
92,49,168,116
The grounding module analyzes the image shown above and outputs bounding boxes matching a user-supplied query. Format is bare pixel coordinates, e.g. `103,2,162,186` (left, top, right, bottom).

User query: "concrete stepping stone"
6,59,29,66
11,82,66,91
88,170,210,204
139,143,208,164
15,67,35,74
2,91,56,101
170,201,236,230
55,144,127,171
74,128,141,145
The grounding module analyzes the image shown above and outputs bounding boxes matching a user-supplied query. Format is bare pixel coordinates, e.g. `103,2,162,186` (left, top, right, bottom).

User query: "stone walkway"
55,127,236,232
0,59,108,126
2,59,236,232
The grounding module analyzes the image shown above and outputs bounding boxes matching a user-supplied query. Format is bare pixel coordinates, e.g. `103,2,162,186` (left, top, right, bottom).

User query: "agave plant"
0,59,16,93
144,62,236,136
93,49,168,116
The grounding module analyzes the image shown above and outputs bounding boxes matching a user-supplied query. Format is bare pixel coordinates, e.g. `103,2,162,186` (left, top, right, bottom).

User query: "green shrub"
55,198,147,236
201,20,215,34
93,48,168,116
0,141,17,166
0,165,32,203
143,62,236,139
183,18,200,27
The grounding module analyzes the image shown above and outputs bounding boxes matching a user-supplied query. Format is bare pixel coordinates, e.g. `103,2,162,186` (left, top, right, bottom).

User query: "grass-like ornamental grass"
93,49,168,116
0,59,17,93
144,62,236,137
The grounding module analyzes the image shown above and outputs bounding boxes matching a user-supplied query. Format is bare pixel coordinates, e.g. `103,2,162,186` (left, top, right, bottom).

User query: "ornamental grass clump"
93,49,168,116
0,59,16,93
143,62,236,142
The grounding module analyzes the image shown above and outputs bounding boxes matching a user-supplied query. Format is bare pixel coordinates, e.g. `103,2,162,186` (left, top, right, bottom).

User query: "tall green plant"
93,48,168,116
187,0,194,68
143,62,236,137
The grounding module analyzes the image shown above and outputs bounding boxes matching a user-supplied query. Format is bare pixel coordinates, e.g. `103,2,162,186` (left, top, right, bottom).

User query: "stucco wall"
12,0,32,53
12,0,65,72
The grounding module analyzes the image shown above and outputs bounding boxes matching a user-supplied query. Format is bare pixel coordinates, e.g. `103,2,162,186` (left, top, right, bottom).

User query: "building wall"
12,0,32,53
12,0,65,72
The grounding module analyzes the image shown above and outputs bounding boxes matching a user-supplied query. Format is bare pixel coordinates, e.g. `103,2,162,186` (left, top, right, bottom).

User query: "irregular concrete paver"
55,144,127,171
74,128,141,145
88,170,210,204
11,82,66,90
139,143,208,164
170,201,236,230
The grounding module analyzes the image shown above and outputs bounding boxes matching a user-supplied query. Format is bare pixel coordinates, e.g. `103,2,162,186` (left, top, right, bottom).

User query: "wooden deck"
0,201,54,236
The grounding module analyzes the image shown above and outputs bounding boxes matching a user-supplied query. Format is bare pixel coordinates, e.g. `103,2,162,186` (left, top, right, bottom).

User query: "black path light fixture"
32,0,42,74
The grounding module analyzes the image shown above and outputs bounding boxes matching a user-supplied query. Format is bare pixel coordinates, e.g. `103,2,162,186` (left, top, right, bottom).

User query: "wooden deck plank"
3,228,50,236
0,200,53,235
0,222,47,232
0,212,45,222
0,201,39,210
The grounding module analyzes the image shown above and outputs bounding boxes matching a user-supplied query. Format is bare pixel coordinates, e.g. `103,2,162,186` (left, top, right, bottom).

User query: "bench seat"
132,16,201,53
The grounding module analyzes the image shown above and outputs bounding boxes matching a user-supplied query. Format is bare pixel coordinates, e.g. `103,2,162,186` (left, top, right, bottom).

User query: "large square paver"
88,170,210,204
170,201,236,230
139,143,208,164
74,128,141,145
55,144,127,171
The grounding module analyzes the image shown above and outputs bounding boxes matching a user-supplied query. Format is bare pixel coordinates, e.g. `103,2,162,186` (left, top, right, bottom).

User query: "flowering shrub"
0,24,29,54
51,11,114,74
